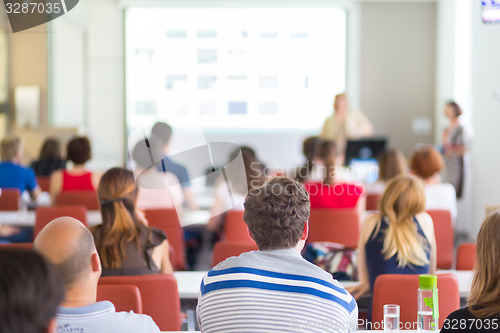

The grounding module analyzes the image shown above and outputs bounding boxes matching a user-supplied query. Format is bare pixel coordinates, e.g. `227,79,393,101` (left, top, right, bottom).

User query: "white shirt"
425,183,457,222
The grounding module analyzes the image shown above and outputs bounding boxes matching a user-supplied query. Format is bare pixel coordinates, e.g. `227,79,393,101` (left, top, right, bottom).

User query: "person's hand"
0,225,20,237
136,209,149,226
346,282,370,300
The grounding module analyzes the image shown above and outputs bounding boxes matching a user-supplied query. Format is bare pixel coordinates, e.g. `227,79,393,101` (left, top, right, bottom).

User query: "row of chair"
0,188,100,210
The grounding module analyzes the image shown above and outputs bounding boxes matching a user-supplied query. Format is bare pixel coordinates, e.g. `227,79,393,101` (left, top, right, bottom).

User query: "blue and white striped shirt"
197,248,358,332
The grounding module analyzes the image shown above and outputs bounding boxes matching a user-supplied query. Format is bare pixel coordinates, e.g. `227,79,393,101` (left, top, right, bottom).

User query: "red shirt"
61,170,95,191
304,182,364,209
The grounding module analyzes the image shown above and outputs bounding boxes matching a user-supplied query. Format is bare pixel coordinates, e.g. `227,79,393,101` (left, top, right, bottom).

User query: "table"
174,270,474,300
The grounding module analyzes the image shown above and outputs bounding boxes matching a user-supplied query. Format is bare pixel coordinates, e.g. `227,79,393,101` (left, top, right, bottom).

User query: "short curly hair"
243,177,310,250
410,145,444,180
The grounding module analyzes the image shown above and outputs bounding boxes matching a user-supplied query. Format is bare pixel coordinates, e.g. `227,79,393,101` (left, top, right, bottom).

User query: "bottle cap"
419,274,437,290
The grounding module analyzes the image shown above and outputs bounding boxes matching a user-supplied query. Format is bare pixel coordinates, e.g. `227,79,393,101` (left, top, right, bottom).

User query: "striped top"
197,248,358,332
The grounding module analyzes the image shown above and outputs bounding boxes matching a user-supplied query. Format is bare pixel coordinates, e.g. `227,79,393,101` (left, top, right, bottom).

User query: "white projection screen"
125,7,347,132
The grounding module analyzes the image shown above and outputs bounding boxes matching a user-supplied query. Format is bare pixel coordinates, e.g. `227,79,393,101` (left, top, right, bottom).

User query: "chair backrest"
456,242,476,270
143,208,186,270
366,193,381,211
99,274,181,331
212,241,258,267
55,190,100,210
36,176,51,192
307,208,360,248
224,210,254,243
35,205,88,238
0,242,33,250
372,273,460,329
96,284,143,314
426,209,454,269
0,188,20,211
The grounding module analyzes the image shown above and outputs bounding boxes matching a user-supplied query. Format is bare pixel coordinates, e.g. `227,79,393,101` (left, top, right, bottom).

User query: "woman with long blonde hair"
347,174,436,300
441,212,500,332
91,167,173,275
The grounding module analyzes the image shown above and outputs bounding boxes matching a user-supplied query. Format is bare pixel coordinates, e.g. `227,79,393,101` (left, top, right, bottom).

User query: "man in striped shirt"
197,177,358,332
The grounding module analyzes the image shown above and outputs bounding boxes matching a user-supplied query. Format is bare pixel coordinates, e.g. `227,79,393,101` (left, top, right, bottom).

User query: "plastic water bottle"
417,274,439,332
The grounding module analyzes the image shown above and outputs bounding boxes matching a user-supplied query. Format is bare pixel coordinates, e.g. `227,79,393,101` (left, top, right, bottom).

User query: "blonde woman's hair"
469,211,500,318
373,174,429,267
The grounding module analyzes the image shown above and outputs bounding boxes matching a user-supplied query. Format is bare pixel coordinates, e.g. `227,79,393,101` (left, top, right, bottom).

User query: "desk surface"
174,270,473,300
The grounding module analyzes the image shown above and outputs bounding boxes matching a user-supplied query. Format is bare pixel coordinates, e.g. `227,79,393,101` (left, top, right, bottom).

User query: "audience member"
207,146,267,232
131,136,183,210
410,145,457,221
294,136,322,183
151,121,197,210
30,138,66,176
442,101,468,198
441,211,500,333
0,249,64,333
197,177,358,332
320,93,373,153
366,148,408,194
49,136,101,200
0,136,40,199
303,140,365,211
34,217,161,332
91,167,173,275
347,175,436,301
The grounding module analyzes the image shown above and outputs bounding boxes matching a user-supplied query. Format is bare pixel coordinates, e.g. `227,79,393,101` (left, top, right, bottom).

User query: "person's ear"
91,252,101,274
46,318,57,333
301,220,309,241
247,227,254,242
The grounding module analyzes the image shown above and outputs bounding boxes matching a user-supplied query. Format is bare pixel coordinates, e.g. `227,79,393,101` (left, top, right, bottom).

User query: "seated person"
293,136,322,183
410,145,457,221
366,148,408,194
441,211,500,333
34,217,162,332
91,167,173,275
0,248,64,333
131,136,183,210
0,136,40,199
302,140,365,211
30,137,66,176
197,177,358,332
207,146,266,232
50,136,101,201
151,121,197,210
347,175,436,301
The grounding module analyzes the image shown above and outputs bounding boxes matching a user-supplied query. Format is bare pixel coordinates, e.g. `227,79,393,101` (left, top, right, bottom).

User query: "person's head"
228,146,266,193
34,217,100,293
151,122,173,148
1,136,21,162
469,211,500,318
94,167,142,269
378,149,408,182
0,249,65,333
444,101,462,119
66,136,91,165
243,177,310,251
131,136,164,170
376,174,428,268
317,140,337,185
410,145,444,181
333,93,348,116
39,138,62,160
295,137,322,183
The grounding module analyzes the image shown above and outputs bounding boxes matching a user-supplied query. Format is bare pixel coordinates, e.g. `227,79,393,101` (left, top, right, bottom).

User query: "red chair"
55,191,99,210
143,208,186,270
372,273,460,329
212,241,258,267
0,188,21,210
97,284,143,314
307,208,360,249
426,210,454,269
0,242,33,250
456,243,476,270
99,274,181,331
36,176,51,192
224,210,254,243
35,205,88,238
366,193,381,211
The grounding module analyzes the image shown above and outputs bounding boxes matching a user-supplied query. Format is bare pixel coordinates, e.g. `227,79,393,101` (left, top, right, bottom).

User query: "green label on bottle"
423,288,439,329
